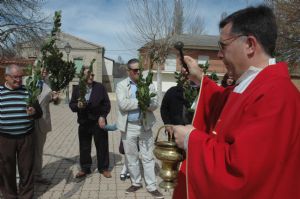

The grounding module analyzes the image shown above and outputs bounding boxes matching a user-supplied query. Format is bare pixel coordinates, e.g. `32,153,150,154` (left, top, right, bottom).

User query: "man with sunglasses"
0,64,42,199
172,5,300,199
69,66,111,179
116,59,163,198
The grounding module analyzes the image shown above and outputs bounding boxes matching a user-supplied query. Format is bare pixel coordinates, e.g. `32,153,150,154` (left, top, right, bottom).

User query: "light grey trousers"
122,122,157,192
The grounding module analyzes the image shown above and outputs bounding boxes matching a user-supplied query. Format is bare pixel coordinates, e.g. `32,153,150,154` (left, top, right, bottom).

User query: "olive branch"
136,54,157,125
24,63,42,107
78,59,96,105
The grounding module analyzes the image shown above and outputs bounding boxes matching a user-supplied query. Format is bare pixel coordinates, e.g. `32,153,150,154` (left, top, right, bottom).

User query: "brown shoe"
75,171,89,179
101,170,112,178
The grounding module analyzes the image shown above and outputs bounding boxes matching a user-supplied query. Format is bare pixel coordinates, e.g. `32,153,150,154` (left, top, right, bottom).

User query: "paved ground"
31,93,174,199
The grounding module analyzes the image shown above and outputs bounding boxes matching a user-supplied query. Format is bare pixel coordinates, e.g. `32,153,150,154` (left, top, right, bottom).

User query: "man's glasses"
7,74,22,80
218,34,246,51
128,68,139,73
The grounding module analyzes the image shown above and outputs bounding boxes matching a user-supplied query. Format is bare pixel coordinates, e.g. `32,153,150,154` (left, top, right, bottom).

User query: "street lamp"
64,42,72,103
64,42,72,61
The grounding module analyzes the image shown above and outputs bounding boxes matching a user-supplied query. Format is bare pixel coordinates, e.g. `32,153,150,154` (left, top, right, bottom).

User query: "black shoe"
120,174,126,181
149,190,164,199
126,172,130,179
125,185,142,194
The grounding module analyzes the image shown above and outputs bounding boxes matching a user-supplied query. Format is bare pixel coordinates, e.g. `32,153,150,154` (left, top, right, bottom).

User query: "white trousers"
120,162,128,175
122,122,157,192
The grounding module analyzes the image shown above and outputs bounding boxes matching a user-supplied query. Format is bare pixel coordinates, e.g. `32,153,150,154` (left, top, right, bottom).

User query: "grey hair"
5,64,21,75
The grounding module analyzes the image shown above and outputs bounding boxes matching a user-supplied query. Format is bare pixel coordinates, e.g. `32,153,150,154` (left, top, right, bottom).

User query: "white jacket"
116,77,158,132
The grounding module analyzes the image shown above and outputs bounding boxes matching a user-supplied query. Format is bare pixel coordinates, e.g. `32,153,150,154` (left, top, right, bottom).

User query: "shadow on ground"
34,152,122,199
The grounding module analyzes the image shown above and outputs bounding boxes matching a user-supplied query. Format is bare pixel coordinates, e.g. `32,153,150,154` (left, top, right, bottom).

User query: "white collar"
235,66,263,85
236,58,276,85
233,58,276,93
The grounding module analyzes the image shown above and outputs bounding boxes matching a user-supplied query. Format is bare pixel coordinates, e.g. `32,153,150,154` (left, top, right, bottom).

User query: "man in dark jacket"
69,66,111,178
160,84,196,134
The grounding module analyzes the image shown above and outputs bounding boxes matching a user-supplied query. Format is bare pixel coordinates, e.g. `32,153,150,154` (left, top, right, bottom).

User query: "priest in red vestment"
172,5,300,199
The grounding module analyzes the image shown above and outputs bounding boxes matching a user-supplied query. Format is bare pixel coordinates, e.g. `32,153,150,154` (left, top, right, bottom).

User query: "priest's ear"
244,35,258,55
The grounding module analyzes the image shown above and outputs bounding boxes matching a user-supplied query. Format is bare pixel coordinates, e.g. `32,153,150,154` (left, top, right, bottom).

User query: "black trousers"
0,133,34,199
78,123,109,173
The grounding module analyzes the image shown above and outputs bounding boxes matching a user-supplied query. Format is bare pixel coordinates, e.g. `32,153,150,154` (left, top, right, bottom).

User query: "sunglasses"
128,68,139,73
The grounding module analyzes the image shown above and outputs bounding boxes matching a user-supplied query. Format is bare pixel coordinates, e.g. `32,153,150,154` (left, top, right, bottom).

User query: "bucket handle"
155,125,173,143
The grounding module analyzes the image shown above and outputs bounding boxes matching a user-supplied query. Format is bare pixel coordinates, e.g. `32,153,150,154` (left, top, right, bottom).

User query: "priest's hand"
184,56,203,84
173,124,194,149
165,126,174,135
164,126,174,140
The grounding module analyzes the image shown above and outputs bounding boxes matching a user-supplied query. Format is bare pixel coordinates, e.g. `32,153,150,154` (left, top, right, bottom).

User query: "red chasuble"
173,62,300,199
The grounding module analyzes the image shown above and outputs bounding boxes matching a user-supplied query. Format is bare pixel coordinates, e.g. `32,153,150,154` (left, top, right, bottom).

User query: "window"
198,55,209,66
73,58,84,74
164,53,177,72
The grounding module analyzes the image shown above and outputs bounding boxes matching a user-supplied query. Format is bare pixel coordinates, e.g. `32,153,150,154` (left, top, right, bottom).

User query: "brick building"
139,34,226,92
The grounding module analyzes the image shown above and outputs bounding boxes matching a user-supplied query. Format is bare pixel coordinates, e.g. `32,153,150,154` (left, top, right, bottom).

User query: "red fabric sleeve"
192,76,226,131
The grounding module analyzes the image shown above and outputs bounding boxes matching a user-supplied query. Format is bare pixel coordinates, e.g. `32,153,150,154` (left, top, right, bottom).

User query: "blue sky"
42,0,264,62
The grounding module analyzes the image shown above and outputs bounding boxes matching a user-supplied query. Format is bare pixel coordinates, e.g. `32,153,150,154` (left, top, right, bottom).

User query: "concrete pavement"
32,94,174,199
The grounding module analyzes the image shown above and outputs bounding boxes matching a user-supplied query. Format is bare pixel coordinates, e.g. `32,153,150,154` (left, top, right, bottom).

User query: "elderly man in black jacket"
69,66,111,178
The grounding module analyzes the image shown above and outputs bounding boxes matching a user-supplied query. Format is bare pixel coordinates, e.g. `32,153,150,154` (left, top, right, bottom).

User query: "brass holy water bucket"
153,125,184,190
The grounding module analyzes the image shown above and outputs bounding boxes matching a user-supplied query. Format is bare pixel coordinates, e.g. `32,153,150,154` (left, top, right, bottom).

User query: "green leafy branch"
41,11,76,91
209,72,219,82
174,71,198,113
24,64,42,107
78,59,96,104
136,55,156,124
199,61,209,75
199,61,219,82
174,61,214,113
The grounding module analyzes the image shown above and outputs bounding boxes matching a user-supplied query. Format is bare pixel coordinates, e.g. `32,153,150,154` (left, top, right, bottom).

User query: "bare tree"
126,0,205,100
173,0,184,35
186,15,206,35
265,0,300,74
0,0,49,58
174,0,206,35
